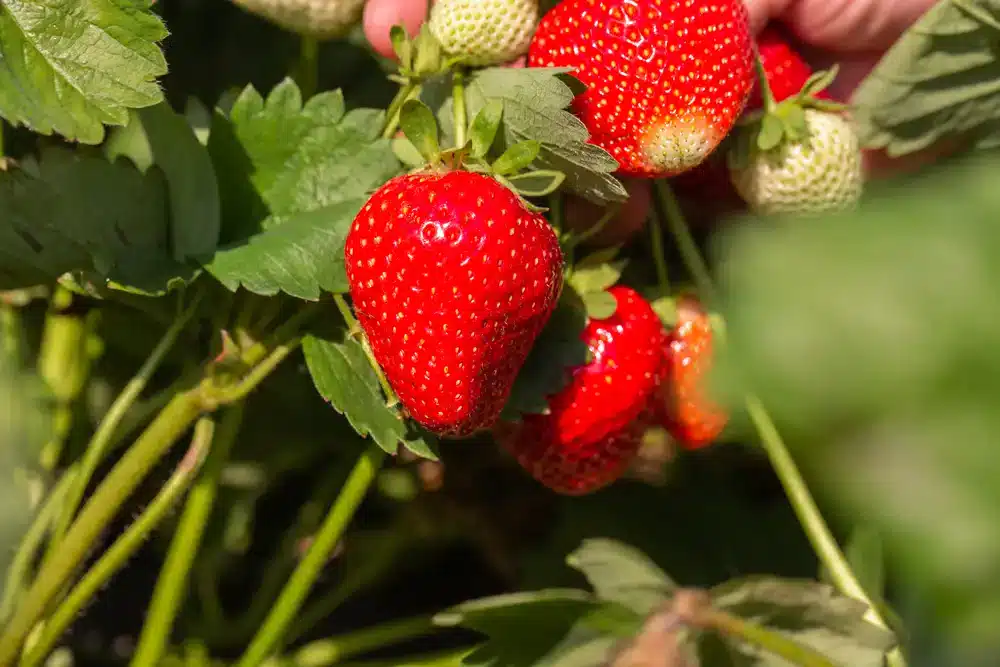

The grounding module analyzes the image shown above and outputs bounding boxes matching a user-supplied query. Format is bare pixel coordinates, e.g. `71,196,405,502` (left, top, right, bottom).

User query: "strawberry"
231,0,365,37
527,0,755,178
494,287,668,495
657,297,727,449
728,109,863,215
746,26,833,111
345,170,563,438
429,0,540,67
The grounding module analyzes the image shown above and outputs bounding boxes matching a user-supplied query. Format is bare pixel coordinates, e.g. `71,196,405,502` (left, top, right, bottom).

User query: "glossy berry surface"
495,287,668,495
528,0,755,178
346,170,563,438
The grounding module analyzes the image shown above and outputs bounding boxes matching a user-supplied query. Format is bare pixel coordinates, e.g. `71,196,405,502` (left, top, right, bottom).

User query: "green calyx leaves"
395,97,567,208
389,25,453,84
567,247,627,321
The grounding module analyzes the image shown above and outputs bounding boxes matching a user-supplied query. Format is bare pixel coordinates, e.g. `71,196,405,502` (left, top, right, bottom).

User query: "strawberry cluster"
344,0,864,496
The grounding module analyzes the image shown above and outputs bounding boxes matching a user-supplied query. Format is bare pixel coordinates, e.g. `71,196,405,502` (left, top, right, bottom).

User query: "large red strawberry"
657,297,727,449
494,287,668,495
345,170,563,438
528,0,755,178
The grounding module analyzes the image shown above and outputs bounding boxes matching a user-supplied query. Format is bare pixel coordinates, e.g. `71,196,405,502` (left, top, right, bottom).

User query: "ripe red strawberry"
494,287,668,495
345,170,563,438
747,26,833,111
657,298,727,449
528,0,755,178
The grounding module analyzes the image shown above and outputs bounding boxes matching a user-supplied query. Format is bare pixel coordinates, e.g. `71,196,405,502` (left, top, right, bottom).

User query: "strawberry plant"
0,1,998,667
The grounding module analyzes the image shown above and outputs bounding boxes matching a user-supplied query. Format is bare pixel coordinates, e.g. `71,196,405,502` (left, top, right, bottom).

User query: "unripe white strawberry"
428,0,539,66
729,110,863,216
231,0,365,38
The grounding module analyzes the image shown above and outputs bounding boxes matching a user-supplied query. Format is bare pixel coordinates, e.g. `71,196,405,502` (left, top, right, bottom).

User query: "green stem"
645,203,671,294
703,608,836,667
452,70,468,148
656,177,905,667
22,419,217,667
296,36,321,100
565,204,621,252
333,296,397,407
48,297,201,555
752,47,778,113
234,443,389,667
383,84,420,139
652,180,716,302
211,339,300,405
0,390,205,666
0,472,75,622
282,615,436,667
131,405,245,667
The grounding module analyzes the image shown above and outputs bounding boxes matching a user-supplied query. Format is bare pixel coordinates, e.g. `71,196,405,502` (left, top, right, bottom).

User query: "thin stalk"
752,48,778,113
22,419,217,667
383,84,421,139
0,389,205,665
333,296,397,407
212,340,300,405
701,608,836,667
645,195,671,293
234,443,388,667
565,204,621,251
131,405,245,667
296,36,320,99
49,297,201,553
654,176,904,667
452,70,468,148
283,615,436,667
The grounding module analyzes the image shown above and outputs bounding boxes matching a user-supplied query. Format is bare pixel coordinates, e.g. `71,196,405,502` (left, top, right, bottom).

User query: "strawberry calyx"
728,55,850,171
565,245,628,322
393,98,567,211
388,24,456,86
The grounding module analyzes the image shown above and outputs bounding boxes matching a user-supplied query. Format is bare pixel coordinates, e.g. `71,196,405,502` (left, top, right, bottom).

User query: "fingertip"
364,0,430,60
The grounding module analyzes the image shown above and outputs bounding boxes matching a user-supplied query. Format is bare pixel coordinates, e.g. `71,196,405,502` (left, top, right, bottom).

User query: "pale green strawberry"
428,0,539,66
729,109,863,216
231,0,365,38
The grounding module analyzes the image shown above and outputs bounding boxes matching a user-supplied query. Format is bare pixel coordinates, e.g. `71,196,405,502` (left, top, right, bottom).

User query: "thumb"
744,0,935,51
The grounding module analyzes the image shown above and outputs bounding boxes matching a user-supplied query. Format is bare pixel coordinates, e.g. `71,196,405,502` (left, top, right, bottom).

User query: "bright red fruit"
747,26,833,110
657,298,727,449
345,170,563,438
528,0,755,178
494,287,668,495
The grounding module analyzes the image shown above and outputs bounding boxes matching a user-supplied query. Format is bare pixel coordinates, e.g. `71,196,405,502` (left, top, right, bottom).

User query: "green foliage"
205,80,401,299
0,0,167,144
715,154,1000,655
302,329,437,459
852,0,1000,156
0,147,193,293
442,68,628,205
566,539,676,616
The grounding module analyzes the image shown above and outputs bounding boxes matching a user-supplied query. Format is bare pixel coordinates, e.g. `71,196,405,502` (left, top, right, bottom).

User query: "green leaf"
106,103,221,262
493,141,541,176
852,0,1000,156
0,0,167,144
205,80,399,298
566,539,676,616
390,25,413,71
502,290,590,418
400,100,441,163
0,147,191,293
505,170,566,198
757,115,786,152
393,136,427,169
711,577,895,667
302,331,436,459
449,68,628,205
433,589,614,667
469,100,504,159
581,290,617,320
205,199,362,300
568,249,627,296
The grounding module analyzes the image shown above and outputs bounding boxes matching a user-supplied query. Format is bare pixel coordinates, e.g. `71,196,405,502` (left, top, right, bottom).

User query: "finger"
363,0,430,59
564,179,652,248
778,0,936,52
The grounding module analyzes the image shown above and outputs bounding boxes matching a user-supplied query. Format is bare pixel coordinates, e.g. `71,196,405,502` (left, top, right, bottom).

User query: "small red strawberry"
528,0,755,178
658,297,727,449
494,287,668,495
747,26,834,110
345,170,563,438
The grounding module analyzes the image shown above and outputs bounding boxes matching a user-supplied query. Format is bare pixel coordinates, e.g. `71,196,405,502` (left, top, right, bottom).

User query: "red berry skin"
345,171,563,438
746,26,833,110
494,287,668,495
528,0,754,179
657,298,727,450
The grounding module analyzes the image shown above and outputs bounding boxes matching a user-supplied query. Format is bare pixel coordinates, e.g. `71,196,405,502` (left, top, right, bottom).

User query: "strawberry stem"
565,204,621,251
651,181,904,666
453,69,468,149
334,295,399,409
383,84,422,139
646,205,670,294
752,47,778,114
294,36,320,100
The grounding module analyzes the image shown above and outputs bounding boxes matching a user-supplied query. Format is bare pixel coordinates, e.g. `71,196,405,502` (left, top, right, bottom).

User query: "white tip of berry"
429,0,539,67
640,119,719,176
231,0,365,38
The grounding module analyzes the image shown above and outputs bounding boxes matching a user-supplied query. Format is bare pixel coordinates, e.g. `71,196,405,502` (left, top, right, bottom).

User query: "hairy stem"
131,405,245,667
452,70,468,148
235,443,388,667
383,84,421,139
295,36,320,100
333,295,397,408
22,420,217,667
277,615,437,667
